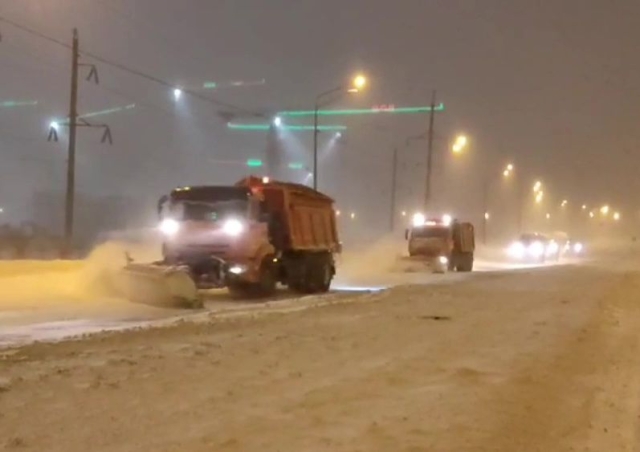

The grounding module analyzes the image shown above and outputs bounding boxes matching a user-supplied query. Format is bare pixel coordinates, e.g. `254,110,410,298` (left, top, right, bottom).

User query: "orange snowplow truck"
155,176,340,296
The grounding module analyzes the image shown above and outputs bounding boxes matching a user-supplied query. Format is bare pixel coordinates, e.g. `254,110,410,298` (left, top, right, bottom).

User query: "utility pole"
64,28,79,258
389,147,398,232
265,124,280,179
312,104,319,190
517,179,524,234
482,179,489,245
47,28,111,257
424,90,436,210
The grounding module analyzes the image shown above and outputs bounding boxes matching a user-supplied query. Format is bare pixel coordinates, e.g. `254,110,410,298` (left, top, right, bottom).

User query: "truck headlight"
508,241,525,258
222,219,244,236
159,218,180,236
529,241,544,258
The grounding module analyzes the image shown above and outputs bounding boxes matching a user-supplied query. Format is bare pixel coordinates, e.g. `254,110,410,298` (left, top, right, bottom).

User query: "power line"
0,15,262,118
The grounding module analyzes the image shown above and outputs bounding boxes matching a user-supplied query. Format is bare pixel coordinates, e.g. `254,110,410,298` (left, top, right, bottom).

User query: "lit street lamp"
452,134,468,154
312,73,367,190
613,212,621,221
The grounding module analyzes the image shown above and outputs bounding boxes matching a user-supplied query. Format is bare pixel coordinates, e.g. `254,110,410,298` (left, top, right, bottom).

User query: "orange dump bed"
236,177,340,252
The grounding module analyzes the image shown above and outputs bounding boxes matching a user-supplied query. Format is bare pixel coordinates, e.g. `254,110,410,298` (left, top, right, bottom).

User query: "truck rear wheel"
288,253,333,294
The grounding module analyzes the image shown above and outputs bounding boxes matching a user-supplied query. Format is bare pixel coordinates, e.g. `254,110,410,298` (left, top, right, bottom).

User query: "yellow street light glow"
533,181,542,192
503,169,510,177
336,210,341,216
350,212,356,219
484,212,490,220
582,204,587,210
401,211,407,217
561,200,568,207
546,213,551,220
352,74,367,90
589,211,595,218
600,205,610,215
535,191,544,203
506,163,514,171
613,212,621,221
452,135,468,154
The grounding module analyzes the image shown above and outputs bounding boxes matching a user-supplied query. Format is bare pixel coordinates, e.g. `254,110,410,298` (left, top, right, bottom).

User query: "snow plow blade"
115,263,202,309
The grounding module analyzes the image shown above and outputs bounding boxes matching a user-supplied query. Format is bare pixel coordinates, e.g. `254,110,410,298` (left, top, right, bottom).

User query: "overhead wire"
0,14,263,119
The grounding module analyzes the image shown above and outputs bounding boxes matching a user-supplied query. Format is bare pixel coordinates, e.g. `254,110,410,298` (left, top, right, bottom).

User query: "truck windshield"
412,226,449,239
519,233,546,243
174,200,248,221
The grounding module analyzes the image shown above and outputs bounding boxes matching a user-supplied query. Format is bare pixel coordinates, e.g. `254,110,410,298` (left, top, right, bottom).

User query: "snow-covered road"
0,250,556,347
0,252,635,451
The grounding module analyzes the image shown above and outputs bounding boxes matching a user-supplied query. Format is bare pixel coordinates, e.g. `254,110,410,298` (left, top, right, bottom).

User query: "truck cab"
155,177,339,296
405,218,475,272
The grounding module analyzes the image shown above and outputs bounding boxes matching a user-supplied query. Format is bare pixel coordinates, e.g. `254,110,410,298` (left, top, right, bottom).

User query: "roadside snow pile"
0,232,163,307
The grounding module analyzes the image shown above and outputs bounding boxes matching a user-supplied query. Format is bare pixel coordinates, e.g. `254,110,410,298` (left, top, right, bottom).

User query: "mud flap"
115,263,202,308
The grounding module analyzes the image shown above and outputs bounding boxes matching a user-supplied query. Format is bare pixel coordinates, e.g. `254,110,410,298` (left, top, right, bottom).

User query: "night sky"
1,0,638,234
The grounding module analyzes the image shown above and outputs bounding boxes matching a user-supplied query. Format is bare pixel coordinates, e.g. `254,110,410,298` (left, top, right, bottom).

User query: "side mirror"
157,195,169,216
404,229,409,240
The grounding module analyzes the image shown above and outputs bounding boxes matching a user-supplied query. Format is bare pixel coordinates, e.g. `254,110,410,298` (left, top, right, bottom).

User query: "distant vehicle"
563,237,585,257
405,215,475,273
121,176,341,306
507,232,558,263
549,231,584,258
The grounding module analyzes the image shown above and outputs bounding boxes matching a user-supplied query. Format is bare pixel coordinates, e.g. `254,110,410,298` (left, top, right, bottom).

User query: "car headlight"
508,241,525,258
547,241,559,255
159,218,180,236
573,242,583,253
222,219,244,236
438,256,449,265
529,241,544,257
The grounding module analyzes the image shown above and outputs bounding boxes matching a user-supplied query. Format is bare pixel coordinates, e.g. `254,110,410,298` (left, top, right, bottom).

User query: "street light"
50,120,60,131
533,181,542,193
582,204,587,210
452,135,468,154
173,88,183,101
535,191,544,204
353,74,367,90
273,116,282,127
312,73,367,190
506,163,514,172
613,212,621,221
561,199,568,207
600,205,610,216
